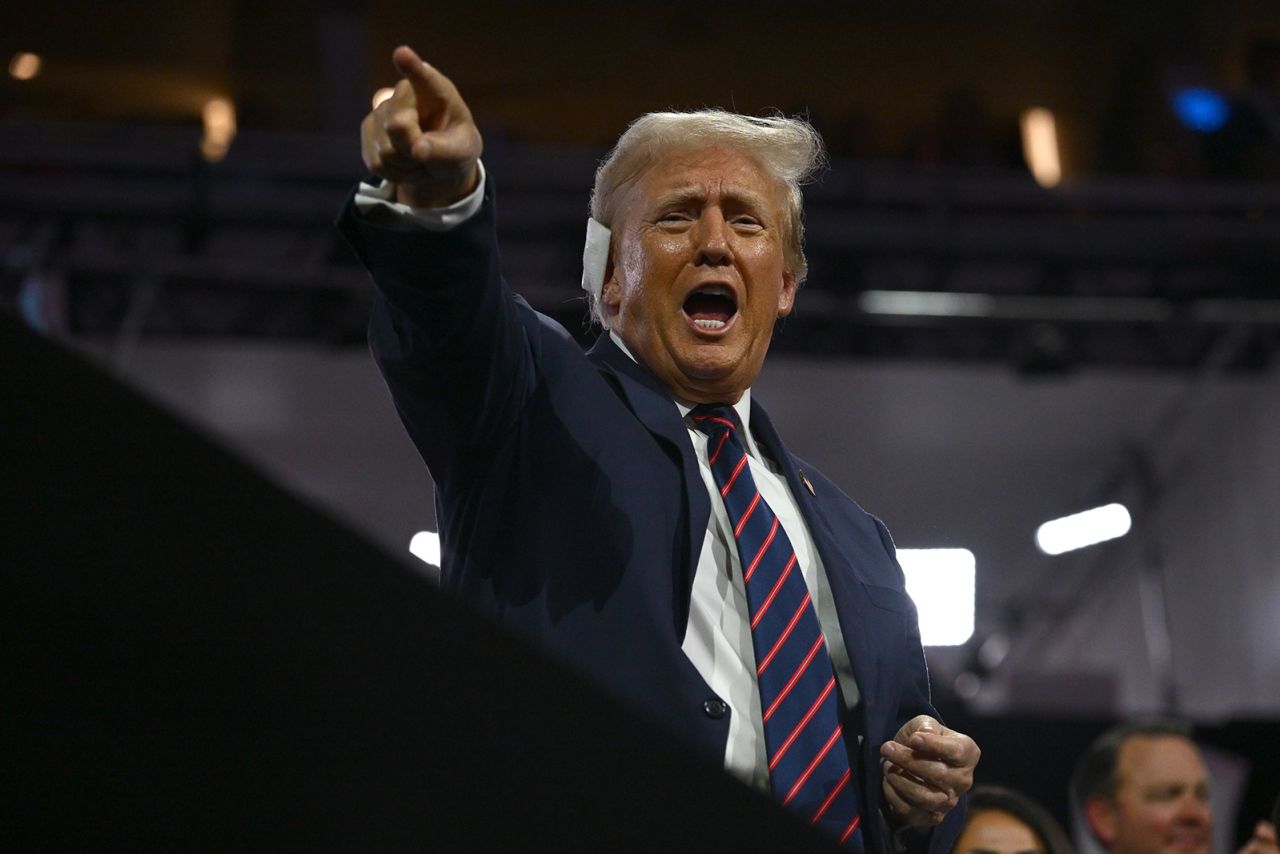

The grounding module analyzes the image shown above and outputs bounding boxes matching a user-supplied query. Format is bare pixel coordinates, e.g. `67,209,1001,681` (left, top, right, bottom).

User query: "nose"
1176,795,1212,827
693,208,733,268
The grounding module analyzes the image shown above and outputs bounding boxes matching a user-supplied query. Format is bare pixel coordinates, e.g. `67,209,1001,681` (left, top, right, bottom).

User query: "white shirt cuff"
352,160,487,232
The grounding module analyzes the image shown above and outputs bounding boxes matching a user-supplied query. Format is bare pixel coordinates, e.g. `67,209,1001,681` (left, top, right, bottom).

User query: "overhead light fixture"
372,87,395,108
1020,107,1062,188
1035,503,1131,555
858,290,995,318
200,96,237,162
1172,87,1229,133
9,52,41,81
409,530,441,567
897,548,976,646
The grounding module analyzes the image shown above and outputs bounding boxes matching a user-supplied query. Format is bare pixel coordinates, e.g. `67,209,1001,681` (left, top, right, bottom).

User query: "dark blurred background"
6,1,1280,173
3,1,1278,849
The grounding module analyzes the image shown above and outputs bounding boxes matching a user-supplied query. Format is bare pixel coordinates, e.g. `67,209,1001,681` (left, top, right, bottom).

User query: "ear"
601,257,620,312
1085,797,1119,845
776,271,797,318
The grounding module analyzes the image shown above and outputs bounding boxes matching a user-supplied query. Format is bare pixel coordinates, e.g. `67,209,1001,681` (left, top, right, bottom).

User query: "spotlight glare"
372,87,395,108
9,52,41,81
1020,107,1062,188
1035,503,1131,555
897,548,976,646
1172,87,1229,133
409,530,441,567
977,632,1010,670
953,671,982,699
200,96,237,162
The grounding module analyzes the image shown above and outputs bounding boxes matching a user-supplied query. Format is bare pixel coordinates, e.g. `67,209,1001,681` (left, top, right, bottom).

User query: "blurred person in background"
1071,721,1277,854
953,785,1074,854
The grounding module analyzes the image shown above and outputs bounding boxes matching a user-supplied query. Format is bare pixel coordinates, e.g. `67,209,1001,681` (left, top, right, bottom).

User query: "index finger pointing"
391,45,456,104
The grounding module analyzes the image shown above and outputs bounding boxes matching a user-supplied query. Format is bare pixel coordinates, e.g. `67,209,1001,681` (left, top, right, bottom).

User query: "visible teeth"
699,285,732,298
693,319,726,330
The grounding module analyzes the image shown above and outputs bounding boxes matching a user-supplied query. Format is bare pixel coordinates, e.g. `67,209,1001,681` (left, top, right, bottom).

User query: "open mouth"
682,284,738,332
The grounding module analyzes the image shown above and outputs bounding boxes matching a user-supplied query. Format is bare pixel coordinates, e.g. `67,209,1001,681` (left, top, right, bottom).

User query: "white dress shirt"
354,162,488,230
358,168,863,793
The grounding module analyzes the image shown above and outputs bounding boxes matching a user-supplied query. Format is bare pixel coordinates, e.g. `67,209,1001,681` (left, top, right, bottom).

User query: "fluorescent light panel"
897,548,976,646
859,290,995,318
1035,503,1131,555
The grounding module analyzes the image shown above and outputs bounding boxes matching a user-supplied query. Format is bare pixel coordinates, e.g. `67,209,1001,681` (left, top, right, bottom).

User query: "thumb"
411,124,475,163
907,715,939,735
904,716,947,748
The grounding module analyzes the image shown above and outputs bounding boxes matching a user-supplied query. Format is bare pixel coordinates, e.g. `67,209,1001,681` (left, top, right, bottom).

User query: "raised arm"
342,48,533,494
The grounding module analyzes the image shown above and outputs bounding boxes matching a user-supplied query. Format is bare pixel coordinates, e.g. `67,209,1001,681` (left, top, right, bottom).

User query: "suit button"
703,698,727,719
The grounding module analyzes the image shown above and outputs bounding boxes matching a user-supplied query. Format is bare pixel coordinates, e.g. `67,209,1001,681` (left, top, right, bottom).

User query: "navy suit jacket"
339,178,962,853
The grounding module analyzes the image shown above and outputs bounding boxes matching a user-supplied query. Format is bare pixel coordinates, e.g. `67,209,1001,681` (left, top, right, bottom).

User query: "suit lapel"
748,400,881,712
587,334,710,634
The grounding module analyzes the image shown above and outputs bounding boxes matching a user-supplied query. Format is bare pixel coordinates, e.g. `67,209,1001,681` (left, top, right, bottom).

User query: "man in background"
1072,721,1277,854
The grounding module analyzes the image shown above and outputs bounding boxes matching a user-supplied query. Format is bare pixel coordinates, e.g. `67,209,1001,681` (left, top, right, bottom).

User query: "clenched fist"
361,45,483,209
880,715,979,828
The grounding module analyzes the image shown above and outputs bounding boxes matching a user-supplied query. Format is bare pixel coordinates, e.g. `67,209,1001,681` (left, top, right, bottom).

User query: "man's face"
1089,735,1212,854
601,144,797,404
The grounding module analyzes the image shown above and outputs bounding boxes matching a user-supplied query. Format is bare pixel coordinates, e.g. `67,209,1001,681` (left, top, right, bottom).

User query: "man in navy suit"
340,45,979,852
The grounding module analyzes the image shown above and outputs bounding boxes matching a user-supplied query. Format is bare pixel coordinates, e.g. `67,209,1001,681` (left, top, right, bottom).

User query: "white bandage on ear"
581,217,612,300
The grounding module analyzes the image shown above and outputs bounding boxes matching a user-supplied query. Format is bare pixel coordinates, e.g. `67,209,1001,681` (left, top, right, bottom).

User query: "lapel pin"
800,470,815,496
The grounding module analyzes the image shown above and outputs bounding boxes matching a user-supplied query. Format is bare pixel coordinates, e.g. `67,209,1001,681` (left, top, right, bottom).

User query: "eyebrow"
1141,780,1209,795
651,184,771,214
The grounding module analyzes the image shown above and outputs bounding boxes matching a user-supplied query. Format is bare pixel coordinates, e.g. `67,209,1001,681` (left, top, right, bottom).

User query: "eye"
658,209,693,224
731,215,764,229
1147,785,1184,802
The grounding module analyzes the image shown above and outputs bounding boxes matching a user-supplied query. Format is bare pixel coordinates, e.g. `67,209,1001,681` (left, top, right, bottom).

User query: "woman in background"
953,785,1075,854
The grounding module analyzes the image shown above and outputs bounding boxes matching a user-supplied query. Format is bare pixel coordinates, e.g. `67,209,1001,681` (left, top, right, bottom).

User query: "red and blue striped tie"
691,404,864,850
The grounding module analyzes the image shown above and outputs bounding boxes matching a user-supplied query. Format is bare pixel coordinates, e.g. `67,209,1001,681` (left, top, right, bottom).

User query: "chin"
677,353,744,388
687,337,759,370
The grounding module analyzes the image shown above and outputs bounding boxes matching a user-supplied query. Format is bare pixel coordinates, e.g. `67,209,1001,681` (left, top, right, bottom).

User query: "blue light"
1172,87,1230,132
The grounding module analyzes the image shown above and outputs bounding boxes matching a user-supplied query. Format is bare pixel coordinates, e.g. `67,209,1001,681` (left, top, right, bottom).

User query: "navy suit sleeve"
336,181,536,493
871,516,967,854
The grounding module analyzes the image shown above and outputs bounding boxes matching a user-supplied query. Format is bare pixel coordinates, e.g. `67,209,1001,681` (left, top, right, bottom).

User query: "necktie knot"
689,403,741,437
